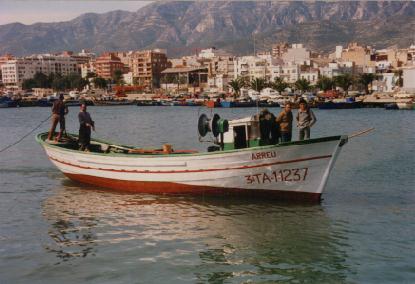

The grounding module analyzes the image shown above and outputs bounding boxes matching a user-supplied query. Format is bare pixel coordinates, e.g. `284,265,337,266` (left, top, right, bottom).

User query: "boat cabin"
223,116,261,150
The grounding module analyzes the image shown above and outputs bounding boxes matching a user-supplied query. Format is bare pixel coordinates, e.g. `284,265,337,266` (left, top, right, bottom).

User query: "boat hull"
396,102,415,110
37,134,347,201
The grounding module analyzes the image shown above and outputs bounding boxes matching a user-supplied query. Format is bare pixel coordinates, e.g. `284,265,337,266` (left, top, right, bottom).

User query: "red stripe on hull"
49,154,332,174
63,173,322,202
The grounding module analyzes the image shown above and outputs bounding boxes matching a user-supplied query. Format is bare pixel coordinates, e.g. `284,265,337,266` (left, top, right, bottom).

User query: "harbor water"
0,106,414,283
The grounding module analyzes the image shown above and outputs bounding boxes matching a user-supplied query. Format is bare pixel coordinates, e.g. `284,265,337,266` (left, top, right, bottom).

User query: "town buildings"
130,49,169,88
1,42,415,93
1,54,78,87
94,52,125,80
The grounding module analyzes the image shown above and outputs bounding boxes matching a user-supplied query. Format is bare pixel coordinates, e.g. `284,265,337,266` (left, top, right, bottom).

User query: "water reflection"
42,180,352,282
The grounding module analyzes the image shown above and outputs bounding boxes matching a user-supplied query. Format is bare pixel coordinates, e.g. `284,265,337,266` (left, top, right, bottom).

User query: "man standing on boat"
296,99,316,140
259,108,279,144
276,103,293,143
47,93,68,141
78,103,95,151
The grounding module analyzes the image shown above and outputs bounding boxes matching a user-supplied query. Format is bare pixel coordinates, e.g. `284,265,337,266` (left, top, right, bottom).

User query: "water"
0,106,414,283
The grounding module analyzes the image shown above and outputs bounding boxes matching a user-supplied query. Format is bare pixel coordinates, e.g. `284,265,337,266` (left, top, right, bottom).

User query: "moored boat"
37,113,349,202
318,101,363,109
0,97,18,108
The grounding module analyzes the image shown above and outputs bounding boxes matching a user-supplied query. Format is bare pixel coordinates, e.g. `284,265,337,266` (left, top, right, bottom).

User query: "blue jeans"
281,132,292,143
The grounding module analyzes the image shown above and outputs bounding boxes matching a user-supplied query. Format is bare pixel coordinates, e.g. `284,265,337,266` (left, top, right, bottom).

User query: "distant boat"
64,99,82,107
394,92,415,110
220,100,256,108
136,100,162,106
0,97,18,108
384,103,399,110
318,101,363,109
396,101,415,110
93,99,132,106
258,101,280,108
37,98,55,107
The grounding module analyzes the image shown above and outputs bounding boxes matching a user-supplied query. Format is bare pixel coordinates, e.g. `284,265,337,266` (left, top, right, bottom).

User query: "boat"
220,100,256,108
37,113,349,202
384,103,399,110
318,99,363,109
136,100,162,106
394,92,415,110
64,99,82,107
396,101,415,110
37,98,55,107
0,97,18,108
93,99,132,106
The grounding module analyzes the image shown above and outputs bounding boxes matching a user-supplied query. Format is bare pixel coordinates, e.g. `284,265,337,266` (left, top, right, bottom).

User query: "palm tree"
250,77,267,94
228,78,243,99
270,77,289,94
334,74,354,95
294,78,311,94
358,73,377,95
316,76,334,92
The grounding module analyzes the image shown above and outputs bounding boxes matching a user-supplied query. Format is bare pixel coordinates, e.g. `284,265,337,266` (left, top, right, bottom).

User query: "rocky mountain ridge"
0,1,414,56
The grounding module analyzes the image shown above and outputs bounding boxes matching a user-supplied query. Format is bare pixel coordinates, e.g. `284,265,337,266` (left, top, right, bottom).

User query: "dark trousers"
47,114,60,140
79,126,91,150
280,132,292,143
299,127,310,140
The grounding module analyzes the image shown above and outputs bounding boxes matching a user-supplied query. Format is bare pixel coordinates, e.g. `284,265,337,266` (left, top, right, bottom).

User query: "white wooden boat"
37,114,348,201
395,92,415,110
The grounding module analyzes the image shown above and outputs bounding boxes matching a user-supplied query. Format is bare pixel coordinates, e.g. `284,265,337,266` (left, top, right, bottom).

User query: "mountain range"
0,1,414,57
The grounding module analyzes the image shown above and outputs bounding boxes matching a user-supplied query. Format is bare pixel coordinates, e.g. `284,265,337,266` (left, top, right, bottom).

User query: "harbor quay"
1,42,414,110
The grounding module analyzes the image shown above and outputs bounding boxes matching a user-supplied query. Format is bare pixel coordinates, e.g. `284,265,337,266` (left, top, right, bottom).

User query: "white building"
403,67,415,91
81,61,96,78
1,55,78,87
281,44,310,65
269,62,300,83
207,74,230,92
198,48,231,59
122,72,134,85
372,73,395,93
300,69,319,84
234,56,269,80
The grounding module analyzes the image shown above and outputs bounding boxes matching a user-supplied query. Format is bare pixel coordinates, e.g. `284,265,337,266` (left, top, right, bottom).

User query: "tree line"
228,73,383,98
21,71,124,91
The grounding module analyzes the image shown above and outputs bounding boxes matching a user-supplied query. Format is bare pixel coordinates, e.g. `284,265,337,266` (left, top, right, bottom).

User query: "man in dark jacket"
78,103,95,151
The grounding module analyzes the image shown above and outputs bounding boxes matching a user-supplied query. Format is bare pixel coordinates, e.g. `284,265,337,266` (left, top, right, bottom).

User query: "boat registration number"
245,168,308,184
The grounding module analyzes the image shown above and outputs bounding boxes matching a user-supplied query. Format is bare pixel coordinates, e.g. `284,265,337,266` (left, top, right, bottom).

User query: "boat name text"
251,151,277,160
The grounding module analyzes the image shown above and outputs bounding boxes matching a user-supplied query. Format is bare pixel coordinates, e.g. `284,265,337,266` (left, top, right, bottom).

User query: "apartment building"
299,67,319,84
269,63,300,83
95,53,125,80
281,44,310,65
271,43,289,58
234,56,269,80
1,55,78,87
341,42,373,67
130,49,169,88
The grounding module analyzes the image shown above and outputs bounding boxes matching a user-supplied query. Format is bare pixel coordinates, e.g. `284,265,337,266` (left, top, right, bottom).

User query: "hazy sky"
0,1,151,25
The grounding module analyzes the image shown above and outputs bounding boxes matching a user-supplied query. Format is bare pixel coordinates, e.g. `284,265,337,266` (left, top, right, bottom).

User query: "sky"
0,1,151,25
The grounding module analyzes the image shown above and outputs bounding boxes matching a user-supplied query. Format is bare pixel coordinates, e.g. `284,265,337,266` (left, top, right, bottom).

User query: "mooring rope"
0,114,52,154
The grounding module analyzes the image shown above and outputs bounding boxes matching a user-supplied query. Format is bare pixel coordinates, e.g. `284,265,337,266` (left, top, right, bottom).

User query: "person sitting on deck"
47,94,68,141
276,102,293,143
78,103,95,151
296,99,317,140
